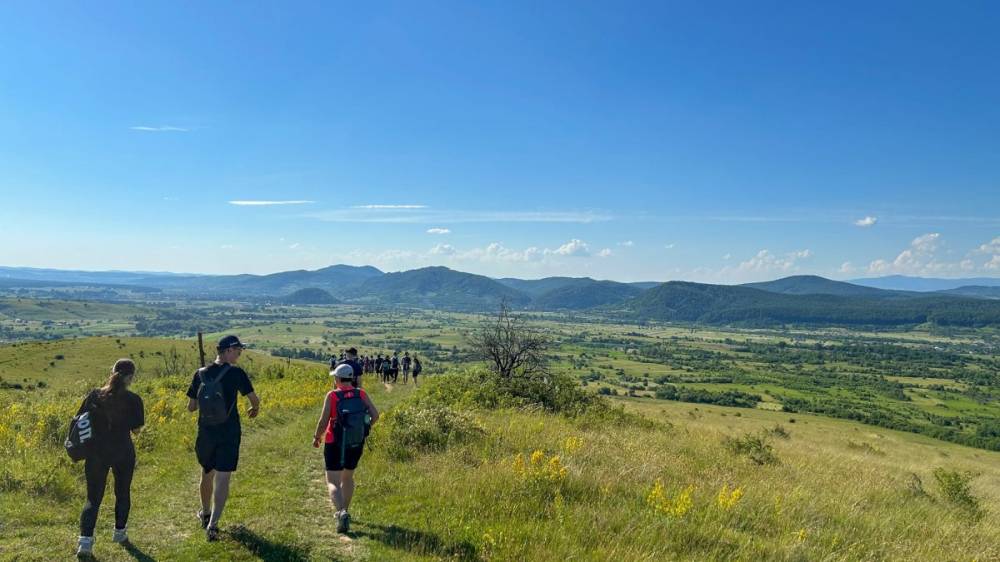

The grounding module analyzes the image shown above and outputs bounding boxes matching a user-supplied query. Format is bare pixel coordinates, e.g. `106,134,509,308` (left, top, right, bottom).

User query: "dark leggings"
80,449,136,536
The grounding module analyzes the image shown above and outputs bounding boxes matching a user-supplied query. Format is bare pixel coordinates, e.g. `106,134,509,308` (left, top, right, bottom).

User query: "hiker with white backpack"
186,335,260,541
312,363,379,534
73,358,145,557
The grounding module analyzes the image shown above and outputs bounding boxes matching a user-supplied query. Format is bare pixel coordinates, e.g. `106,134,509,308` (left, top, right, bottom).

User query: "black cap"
217,335,245,350
346,347,358,355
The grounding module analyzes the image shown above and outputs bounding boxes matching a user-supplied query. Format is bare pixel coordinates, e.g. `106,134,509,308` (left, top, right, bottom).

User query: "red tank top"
325,387,368,444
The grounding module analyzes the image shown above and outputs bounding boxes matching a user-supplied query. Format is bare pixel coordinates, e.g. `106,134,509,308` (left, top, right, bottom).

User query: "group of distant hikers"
67,335,399,557
329,350,422,385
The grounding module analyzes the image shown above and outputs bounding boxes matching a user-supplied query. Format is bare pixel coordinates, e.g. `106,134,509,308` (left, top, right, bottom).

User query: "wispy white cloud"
430,244,456,256
353,204,428,209
975,236,1000,255
854,216,878,227
130,125,189,132
867,233,943,275
229,200,315,206
289,243,300,249
863,233,1000,275
618,240,634,247
426,228,451,235
736,248,812,274
552,239,590,257
664,243,676,249
304,209,611,224
597,248,613,258
722,253,732,260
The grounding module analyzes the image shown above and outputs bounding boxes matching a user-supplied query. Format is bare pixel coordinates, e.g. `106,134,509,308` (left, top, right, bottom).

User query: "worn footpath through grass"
1,368,416,562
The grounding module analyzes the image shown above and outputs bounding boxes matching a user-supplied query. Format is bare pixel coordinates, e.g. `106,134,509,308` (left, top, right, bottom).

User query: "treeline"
654,384,762,408
270,347,328,362
629,282,1000,328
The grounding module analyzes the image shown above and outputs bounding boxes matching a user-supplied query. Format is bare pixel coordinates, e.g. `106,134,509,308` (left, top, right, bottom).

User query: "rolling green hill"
531,279,643,310
280,287,340,305
742,275,910,297
1,339,998,561
350,266,532,311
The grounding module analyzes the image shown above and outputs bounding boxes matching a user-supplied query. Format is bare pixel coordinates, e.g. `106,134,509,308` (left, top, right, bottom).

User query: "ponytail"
99,358,135,400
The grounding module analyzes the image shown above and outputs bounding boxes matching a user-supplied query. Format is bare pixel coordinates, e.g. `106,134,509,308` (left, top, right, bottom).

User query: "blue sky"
1,1,998,282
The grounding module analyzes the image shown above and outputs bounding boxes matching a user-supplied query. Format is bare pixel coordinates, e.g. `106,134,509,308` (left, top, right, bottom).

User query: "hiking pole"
197,331,206,368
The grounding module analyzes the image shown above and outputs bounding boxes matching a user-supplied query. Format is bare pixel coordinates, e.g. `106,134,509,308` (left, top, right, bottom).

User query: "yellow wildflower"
647,479,695,518
530,449,545,466
563,436,583,454
512,453,526,476
717,484,744,511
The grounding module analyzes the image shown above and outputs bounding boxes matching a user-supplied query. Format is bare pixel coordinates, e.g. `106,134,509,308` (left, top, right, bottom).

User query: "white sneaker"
112,527,128,543
76,536,94,557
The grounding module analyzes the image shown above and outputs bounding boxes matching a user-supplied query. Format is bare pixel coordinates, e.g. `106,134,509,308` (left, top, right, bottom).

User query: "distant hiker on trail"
313,364,379,534
380,356,392,384
411,355,422,386
375,355,384,381
186,335,260,542
336,347,363,388
75,359,145,558
390,354,400,383
401,352,412,384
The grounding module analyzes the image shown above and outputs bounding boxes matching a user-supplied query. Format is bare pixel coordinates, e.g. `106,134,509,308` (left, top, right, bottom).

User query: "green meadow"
1,301,999,560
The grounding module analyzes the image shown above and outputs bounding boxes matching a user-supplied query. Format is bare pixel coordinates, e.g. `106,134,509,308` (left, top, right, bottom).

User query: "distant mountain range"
849,275,1000,292
2,265,1000,327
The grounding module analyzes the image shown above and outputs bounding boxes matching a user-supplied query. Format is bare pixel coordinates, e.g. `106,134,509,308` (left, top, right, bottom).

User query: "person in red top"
313,364,379,533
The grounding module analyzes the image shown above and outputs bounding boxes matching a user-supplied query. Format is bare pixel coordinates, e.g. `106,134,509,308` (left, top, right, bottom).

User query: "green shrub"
932,467,981,517
417,366,605,416
723,431,779,465
372,404,485,461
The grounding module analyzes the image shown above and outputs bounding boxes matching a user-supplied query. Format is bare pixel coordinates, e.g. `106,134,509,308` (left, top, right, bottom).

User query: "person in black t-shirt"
335,347,363,388
185,335,260,541
401,352,411,384
76,358,145,557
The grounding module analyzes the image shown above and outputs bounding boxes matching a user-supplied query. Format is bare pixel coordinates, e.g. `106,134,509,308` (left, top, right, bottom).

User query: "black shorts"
196,429,241,473
324,442,363,471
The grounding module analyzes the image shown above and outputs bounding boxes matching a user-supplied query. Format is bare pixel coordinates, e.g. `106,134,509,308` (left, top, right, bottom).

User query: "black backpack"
333,389,370,461
65,393,107,462
196,364,233,426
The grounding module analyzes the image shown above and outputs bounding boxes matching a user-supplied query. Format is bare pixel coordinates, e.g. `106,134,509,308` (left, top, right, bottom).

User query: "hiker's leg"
111,452,136,531
209,471,232,527
200,469,215,513
326,470,344,512
340,469,356,511
80,457,110,537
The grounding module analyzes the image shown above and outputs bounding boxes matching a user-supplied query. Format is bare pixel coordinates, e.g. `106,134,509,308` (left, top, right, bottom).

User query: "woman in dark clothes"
76,358,145,557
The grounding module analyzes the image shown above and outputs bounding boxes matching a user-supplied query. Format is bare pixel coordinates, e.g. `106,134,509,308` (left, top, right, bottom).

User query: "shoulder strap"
200,364,232,385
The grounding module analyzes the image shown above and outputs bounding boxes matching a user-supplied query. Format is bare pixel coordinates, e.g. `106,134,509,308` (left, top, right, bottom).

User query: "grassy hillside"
2,337,999,561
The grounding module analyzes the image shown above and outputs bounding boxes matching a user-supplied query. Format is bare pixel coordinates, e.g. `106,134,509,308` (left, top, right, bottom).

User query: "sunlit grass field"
2,335,999,561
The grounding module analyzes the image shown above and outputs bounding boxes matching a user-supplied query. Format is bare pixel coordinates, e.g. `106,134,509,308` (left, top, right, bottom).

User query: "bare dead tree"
468,300,550,379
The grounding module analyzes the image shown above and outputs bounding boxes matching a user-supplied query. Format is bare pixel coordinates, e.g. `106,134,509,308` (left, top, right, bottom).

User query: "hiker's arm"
362,394,380,424
313,396,331,447
187,398,198,412
246,392,260,418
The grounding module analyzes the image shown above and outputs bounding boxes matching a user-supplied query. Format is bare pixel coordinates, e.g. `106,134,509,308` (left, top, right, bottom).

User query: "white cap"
331,364,354,379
